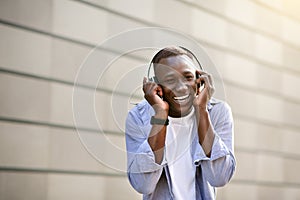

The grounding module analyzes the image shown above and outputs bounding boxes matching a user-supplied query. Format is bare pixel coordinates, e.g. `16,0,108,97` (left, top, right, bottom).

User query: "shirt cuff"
193,133,230,166
129,139,165,173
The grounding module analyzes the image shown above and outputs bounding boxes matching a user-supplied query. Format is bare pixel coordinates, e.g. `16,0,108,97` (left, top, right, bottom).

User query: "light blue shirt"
125,98,236,200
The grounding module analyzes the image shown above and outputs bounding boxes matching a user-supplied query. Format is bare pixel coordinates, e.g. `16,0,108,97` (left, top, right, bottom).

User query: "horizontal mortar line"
0,166,126,178
75,0,300,77
73,0,300,74
231,179,300,189
250,0,300,24
6,166,300,188
0,18,147,63
1,68,300,134
0,110,298,138
75,0,300,54
222,79,300,106
0,116,124,136
1,111,299,138
0,18,95,48
235,146,300,161
233,113,300,132
1,116,300,162
1,15,300,78
71,0,157,27
2,63,300,107
1,68,300,131
199,38,300,77
175,0,300,52
0,67,143,100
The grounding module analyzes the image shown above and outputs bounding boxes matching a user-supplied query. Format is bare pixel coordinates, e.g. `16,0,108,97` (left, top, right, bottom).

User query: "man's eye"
185,76,194,81
165,79,175,84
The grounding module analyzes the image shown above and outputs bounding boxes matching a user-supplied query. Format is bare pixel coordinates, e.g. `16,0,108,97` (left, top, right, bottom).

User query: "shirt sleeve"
125,107,165,194
193,101,236,187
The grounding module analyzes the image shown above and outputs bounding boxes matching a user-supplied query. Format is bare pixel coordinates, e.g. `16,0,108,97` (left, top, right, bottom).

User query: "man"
125,46,236,199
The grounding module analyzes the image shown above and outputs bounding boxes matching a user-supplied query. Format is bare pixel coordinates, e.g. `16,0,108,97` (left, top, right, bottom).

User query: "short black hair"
151,46,194,65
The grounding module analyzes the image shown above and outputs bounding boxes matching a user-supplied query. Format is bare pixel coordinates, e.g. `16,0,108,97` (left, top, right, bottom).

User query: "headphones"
147,46,204,84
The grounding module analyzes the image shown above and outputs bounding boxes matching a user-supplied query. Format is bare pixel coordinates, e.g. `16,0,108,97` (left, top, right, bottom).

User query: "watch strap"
150,116,169,126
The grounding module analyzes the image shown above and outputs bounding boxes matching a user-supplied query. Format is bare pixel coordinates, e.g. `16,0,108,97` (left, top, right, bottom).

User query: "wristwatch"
150,116,169,126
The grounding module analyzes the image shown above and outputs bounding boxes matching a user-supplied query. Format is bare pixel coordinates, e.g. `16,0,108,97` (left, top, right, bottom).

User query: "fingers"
143,76,154,93
195,71,209,87
142,77,166,108
195,70,215,98
143,76,147,85
142,76,162,97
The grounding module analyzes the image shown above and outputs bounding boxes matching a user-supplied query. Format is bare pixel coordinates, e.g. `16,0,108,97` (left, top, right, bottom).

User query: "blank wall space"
0,25,51,76
0,122,49,168
0,0,52,31
0,172,47,200
0,73,51,122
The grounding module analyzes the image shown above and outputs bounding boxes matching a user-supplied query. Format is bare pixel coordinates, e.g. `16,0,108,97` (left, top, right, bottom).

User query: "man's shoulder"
208,97,232,112
129,99,151,114
127,100,154,125
209,97,222,105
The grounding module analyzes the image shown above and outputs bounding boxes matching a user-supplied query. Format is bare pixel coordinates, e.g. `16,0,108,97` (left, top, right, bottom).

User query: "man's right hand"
143,77,169,118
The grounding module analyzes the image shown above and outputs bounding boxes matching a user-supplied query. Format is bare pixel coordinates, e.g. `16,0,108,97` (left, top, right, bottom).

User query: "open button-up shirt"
125,98,236,200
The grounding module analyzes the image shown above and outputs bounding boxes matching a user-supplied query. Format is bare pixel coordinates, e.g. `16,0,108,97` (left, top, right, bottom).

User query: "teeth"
174,94,189,100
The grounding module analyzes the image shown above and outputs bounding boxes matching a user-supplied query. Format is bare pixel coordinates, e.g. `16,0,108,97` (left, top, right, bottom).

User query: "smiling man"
125,46,236,200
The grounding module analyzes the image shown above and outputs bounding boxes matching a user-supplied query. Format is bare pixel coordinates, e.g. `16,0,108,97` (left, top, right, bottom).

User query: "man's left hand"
193,70,215,109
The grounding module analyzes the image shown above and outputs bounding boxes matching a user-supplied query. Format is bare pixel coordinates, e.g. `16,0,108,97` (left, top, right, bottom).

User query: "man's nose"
175,79,188,92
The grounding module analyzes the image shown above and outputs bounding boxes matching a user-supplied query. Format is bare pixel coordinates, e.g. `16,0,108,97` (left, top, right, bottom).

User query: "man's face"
155,55,197,118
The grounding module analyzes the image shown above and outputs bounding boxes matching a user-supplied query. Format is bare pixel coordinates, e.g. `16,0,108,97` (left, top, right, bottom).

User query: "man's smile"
173,94,189,101
173,94,192,105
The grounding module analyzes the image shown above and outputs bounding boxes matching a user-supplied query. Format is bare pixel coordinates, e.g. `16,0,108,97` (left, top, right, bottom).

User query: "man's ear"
156,84,164,99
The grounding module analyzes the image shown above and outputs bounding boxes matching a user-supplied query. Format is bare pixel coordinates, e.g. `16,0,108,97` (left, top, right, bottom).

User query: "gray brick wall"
1,0,300,199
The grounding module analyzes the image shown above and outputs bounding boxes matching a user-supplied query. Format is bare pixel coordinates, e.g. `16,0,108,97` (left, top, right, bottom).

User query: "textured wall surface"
1,0,300,199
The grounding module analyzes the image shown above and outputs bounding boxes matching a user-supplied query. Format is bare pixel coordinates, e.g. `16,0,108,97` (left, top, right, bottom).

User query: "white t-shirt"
165,108,197,200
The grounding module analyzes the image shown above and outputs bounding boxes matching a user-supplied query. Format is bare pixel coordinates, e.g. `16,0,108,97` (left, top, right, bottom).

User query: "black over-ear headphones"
147,46,204,83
